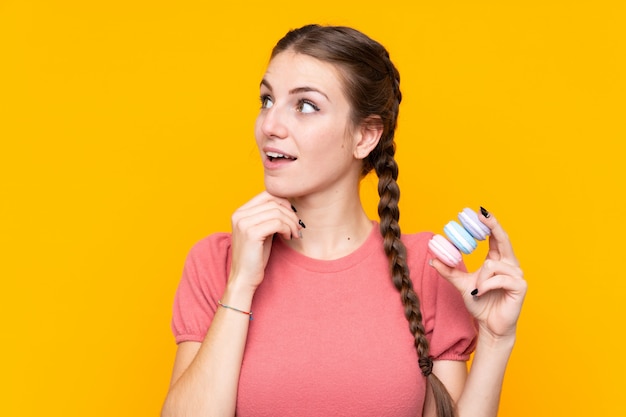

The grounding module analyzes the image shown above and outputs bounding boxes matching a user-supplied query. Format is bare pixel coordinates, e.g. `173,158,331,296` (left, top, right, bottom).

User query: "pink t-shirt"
172,224,476,416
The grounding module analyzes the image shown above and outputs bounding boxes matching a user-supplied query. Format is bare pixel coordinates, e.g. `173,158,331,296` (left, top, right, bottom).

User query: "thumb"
429,257,474,296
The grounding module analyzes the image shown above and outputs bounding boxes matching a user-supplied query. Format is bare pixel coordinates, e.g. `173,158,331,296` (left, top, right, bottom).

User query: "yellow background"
1,1,624,415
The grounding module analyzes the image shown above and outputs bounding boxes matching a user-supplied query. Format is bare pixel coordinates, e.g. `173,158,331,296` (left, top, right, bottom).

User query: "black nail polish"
291,204,297,213
471,288,479,296
480,206,490,218
299,219,306,228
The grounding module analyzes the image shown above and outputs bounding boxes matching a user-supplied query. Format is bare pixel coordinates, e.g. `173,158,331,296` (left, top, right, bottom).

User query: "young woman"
161,24,527,417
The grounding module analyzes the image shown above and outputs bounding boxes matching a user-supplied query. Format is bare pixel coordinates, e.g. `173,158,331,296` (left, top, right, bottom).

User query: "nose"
259,105,289,139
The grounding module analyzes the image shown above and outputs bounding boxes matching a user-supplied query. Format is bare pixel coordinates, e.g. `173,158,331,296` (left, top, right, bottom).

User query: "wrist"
476,328,517,352
223,275,258,306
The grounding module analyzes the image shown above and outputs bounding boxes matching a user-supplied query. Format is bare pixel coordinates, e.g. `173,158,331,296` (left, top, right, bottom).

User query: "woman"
161,24,526,417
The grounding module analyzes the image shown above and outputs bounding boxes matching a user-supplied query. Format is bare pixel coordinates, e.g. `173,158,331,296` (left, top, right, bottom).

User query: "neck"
283,191,375,260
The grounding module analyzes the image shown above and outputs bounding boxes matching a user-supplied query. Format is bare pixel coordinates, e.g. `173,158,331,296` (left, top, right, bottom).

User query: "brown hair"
271,25,456,417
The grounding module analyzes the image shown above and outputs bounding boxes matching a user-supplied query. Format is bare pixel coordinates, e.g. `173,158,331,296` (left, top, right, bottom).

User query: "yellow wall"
1,1,624,415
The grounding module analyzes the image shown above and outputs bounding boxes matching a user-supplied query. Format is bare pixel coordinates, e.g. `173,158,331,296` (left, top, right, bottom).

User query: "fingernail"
298,230,303,239
428,258,434,267
480,207,490,218
291,204,297,213
299,219,306,228
470,288,479,296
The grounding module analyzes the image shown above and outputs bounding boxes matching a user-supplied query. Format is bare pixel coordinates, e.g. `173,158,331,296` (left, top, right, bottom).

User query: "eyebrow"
260,79,330,102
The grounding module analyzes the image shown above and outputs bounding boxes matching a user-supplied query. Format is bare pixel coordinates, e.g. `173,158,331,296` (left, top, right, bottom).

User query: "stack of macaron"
428,208,491,267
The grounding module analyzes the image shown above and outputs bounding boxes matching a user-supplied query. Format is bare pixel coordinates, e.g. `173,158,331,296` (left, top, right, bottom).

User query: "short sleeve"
171,233,232,344
405,233,477,361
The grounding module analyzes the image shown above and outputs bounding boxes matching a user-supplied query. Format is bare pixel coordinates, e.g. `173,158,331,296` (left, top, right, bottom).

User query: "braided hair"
271,25,456,417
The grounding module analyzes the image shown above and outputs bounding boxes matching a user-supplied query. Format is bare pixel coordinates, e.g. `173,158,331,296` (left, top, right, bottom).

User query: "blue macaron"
443,220,477,254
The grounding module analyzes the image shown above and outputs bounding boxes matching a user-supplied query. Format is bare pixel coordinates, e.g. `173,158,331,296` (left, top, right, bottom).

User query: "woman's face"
255,51,363,199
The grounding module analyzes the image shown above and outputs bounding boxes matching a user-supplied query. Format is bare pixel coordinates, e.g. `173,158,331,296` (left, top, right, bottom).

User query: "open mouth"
266,151,297,162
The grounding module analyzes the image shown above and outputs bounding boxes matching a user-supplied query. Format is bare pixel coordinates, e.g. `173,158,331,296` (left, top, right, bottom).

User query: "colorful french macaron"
428,234,462,267
428,207,491,267
443,221,477,254
458,207,490,240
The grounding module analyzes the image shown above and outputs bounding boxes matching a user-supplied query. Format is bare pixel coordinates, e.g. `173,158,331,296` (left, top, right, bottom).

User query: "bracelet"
218,300,253,320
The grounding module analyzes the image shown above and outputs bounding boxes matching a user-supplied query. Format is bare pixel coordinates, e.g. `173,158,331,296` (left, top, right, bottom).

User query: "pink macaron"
428,234,462,267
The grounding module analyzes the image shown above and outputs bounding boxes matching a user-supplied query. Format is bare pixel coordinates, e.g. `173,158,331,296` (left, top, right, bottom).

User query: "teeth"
267,151,285,158
266,151,295,160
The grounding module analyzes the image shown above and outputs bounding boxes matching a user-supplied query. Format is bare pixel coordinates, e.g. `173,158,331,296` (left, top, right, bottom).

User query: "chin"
264,181,294,199
264,177,312,199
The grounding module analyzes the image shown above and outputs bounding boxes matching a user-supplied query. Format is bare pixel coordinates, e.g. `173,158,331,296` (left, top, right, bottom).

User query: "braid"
375,140,456,417
375,142,430,360
375,54,457,417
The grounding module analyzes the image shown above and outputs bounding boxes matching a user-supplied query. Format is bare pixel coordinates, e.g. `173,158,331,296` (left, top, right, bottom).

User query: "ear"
353,116,383,160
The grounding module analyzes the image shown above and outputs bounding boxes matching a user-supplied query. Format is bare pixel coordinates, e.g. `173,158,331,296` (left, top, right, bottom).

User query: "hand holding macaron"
429,207,527,340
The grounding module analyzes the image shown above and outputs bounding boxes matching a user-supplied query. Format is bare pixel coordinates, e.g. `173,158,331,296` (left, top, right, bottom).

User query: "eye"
260,95,274,109
296,99,319,114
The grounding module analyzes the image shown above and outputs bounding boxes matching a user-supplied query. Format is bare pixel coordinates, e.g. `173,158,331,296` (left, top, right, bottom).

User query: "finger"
478,208,519,266
237,191,292,212
473,259,524,291
473,271,528,299
236,205,301,240
243,217,297,242
429,257,474,296
236,200,297,223
235,192,302,233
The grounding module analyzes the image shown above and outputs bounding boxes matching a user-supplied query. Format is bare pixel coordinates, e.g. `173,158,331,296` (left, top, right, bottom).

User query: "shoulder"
400,230,451,308
401,231,477,359
180,232,233,294
187,232,232,263
401,231,434,250
186,232,232,260
401,230,435,267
